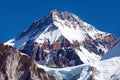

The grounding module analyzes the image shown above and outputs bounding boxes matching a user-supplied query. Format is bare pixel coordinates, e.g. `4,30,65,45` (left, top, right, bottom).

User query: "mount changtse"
0,10,119,80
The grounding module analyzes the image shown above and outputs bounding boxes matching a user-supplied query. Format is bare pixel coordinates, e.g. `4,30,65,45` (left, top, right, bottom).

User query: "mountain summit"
5,10,116,67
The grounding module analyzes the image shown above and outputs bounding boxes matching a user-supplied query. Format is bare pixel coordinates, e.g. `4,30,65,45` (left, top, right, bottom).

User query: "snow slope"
94,57,120,80
75,46,101,64
110,68,120,80
36,56,120,80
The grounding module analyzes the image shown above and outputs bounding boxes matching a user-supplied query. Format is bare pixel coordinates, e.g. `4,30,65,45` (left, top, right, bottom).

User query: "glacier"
36,56,120,80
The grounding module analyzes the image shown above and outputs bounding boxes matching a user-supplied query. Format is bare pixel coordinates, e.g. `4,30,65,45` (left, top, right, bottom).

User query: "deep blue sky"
0,0,120,42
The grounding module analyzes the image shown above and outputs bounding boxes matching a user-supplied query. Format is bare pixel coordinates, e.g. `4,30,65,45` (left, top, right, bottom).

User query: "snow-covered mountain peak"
5,10,116,67
50,10,86,27
7,10,108,45
51,10,80,20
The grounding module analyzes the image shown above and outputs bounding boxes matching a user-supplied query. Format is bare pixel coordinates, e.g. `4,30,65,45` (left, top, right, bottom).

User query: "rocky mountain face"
5,10,116,68
0,43,56,80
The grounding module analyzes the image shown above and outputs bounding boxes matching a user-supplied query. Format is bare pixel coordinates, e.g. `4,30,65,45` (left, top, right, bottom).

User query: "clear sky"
0,0,120,42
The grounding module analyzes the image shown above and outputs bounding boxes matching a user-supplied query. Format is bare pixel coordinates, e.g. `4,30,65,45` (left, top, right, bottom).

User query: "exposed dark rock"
19,39,84,68
83,35,116,56
0,43,57,80
19,34,116,68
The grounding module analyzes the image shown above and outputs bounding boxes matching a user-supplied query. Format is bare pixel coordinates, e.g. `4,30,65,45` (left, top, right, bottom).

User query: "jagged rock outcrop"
0,43,56,80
